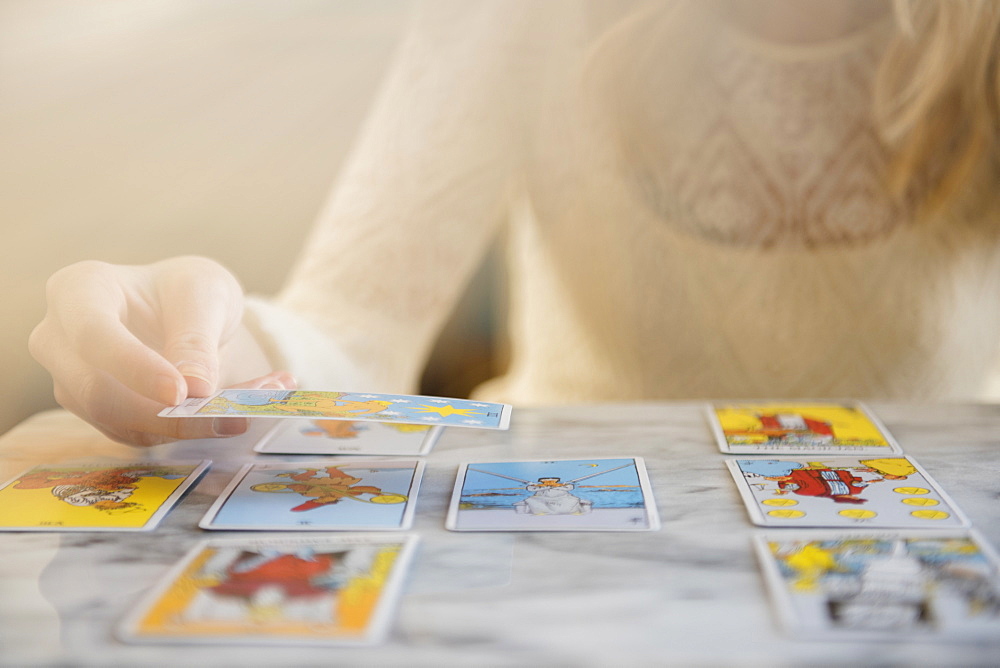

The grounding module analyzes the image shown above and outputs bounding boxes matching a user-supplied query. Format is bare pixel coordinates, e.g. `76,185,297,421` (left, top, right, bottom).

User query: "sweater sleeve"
255,1,537,392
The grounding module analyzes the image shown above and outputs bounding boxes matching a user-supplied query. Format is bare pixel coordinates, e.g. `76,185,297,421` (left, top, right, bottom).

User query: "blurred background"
0,0,434,435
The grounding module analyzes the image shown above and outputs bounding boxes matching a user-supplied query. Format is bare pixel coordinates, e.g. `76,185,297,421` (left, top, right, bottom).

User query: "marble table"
0,403,998,666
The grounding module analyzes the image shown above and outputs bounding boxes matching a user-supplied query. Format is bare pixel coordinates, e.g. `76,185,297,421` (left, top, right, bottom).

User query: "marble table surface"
0,403,998,666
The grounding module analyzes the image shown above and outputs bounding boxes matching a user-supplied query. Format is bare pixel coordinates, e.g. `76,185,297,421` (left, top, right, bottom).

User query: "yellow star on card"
411,404,481,418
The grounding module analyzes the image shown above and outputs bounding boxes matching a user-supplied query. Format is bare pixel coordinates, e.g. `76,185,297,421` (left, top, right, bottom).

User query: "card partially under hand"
446,458,660,532
200,461,425,531
726,456,969,529
754,530,1000,639
118,534,418,646
159,389,512,430
0,461,209,531
254,419,443,456
708,402,902,456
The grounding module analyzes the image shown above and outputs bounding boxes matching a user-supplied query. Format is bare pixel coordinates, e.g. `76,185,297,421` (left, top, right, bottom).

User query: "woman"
29,1,1000,445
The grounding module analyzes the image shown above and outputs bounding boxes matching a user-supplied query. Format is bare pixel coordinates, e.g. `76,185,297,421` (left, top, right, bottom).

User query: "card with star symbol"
159,389,512,430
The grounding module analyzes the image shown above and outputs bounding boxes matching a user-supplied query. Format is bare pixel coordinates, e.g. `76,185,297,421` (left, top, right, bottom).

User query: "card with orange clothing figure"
0,461,209,531
118,534,418,646
199,461,424,531
726,456,969,529
254,419,443,456
708,402,902,455
160,389,512,430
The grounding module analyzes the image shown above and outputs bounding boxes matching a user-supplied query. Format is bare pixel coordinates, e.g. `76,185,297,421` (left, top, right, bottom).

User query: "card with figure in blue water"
160,389,512,430
446,458,659,531
200,461,424,531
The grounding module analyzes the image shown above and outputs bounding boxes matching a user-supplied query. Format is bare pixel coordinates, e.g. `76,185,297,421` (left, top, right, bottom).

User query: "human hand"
29,256,289,446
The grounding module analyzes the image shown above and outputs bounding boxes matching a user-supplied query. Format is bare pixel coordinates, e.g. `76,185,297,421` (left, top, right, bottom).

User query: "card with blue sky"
160,390,511,430
200,461,424,531
446,458,659,532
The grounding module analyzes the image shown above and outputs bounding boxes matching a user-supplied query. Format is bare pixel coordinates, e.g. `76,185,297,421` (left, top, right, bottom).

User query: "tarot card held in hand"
254,419,443,456
0,461,209,531
708,402,902,455
753,531,1000,639
118,534,418,646
446,458,660,531
726,456,969,529
160,389,512,430
200,461,424,531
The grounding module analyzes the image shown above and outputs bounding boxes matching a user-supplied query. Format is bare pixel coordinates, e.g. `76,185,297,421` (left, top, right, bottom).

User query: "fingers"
34,262,186,406
153,257,245,398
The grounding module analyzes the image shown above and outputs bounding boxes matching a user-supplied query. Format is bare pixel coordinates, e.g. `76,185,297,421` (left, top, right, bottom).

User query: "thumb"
154,257,244,398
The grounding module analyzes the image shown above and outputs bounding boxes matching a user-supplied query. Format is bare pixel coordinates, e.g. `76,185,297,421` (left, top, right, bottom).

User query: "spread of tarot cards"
159,389,512,430
117,535,418,646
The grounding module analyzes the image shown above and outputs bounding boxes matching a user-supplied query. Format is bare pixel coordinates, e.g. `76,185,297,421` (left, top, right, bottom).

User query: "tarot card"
253,419,443,456
0,461,209,531
754,530,1000,639
159,389,512,430
708,402,902,455
118,534,418,646
726,456,969,529
446,458,660,532
200,461,425,531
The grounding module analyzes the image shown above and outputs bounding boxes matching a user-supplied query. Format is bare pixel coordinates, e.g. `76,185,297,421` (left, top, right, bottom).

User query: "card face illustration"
708,402,902,455
726,456,968,529
118,534,418,646
254,419,443,456
446,458,659,532
0,461,209,531
200,461,424,531
159,389,512,430
754,531,1000,639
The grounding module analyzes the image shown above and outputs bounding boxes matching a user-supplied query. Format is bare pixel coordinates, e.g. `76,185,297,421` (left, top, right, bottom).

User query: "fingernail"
154,375,183,405
175,360,212,384
260,380,287,390
212,417,247,437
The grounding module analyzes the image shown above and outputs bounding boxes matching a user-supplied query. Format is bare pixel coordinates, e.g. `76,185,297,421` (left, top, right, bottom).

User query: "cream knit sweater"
245,1,1000,403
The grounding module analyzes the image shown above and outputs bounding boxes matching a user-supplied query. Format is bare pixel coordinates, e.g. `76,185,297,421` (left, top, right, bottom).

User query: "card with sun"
159,390,512,430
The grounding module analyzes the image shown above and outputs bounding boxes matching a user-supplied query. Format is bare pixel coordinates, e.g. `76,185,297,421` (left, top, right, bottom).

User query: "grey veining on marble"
0,402,998,666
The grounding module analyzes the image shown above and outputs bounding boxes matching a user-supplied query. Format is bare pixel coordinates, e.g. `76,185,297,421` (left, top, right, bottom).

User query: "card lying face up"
253,419,443,456
753,530,1000,639
708,402,902,456
200,461,424,531
160,389,512,430
118,534,418,646
726,456,969,529
0,461,209,531
446,458,660,531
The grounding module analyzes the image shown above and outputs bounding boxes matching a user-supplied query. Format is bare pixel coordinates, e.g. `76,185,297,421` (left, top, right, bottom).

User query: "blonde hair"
876,0,1000,215
586,1,1000,221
